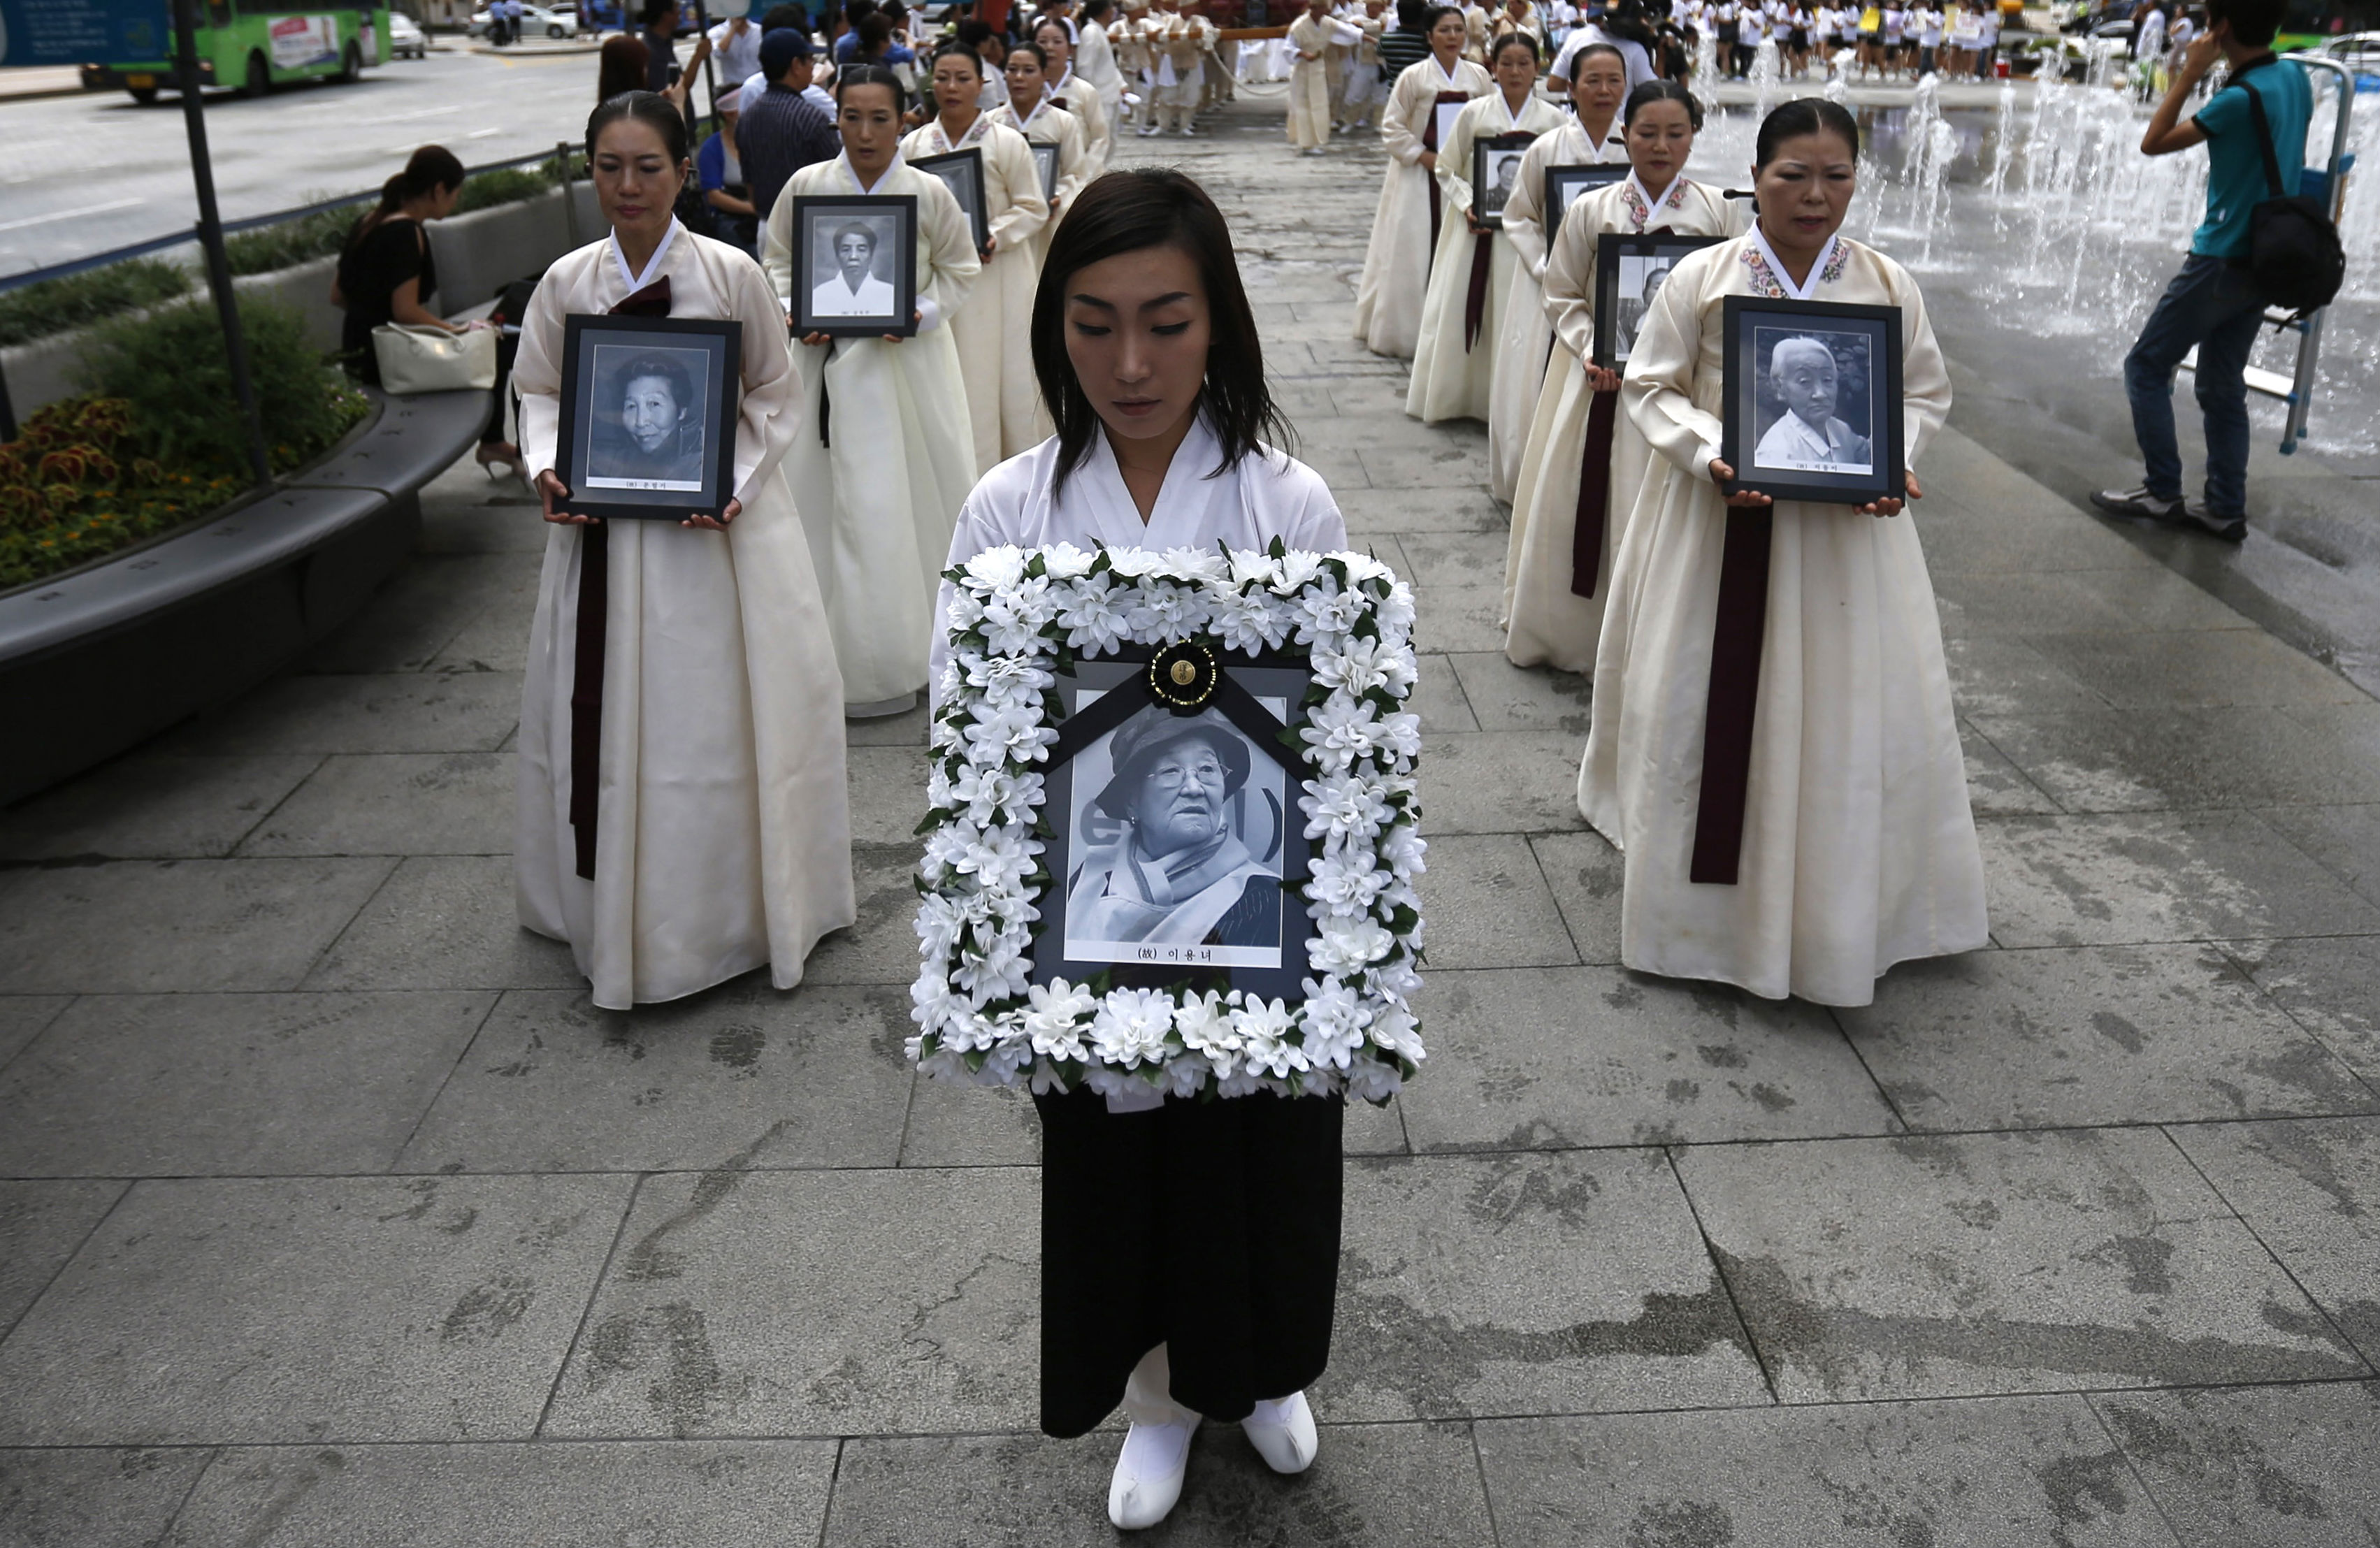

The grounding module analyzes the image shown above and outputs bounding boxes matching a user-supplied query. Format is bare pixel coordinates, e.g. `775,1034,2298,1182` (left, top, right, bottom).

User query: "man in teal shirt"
2092,0,2309,542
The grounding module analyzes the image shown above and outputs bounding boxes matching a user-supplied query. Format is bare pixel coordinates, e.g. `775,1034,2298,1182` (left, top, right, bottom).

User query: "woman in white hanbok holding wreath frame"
517,92,856,1009
1504,77,1742,672
1404,31,1566,426
902,43,1049,475
1578,97,1985,1008
1484,38,1628,504
932,169,1349,1538
1350,4,1490,358
765,64,982,715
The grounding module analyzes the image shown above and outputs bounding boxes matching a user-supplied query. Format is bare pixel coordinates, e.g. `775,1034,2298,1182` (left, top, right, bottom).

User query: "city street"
1,92,2377,1544
0,40,628,277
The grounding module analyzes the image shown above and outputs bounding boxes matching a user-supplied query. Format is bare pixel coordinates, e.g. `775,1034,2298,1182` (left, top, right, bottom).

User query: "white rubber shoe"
1240,1391,1318,1475
1108,1417,1196,1530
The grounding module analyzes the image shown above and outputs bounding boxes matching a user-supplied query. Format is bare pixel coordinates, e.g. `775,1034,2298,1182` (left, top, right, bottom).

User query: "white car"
467,3,588,38
387,12,429,56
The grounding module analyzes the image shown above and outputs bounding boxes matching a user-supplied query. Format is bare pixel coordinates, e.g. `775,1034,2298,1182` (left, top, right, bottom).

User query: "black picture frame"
1030,651,1316,1004
1543,161,1626,241
1719,295,1907,507
1592,231,1722,370
1471,131,1535,231
790,194,920,338
552,314,741,523
909,147,988,254
1030,140,1061,205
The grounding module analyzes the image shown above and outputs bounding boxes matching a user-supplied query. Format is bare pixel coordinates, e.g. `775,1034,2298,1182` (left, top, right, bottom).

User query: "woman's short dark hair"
930,38,985,73
1009,38,1048,68
347,144,466,253
1568,38,1623,75
1754,96,1859,166
587,89,691,164
835,62,910,113
955,15,994,45
1083,0,1114,18
596,32,651,101
1624,75,1701,128
1031,169,1290,496
1490,29,1538,62
1423,3,1463,30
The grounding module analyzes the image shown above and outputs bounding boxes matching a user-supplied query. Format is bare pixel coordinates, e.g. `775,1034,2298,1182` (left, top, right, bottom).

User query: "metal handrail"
0,142,576,296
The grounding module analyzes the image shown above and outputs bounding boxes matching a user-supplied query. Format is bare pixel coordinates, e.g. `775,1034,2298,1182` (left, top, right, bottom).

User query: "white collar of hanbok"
610,217,681,292
933,109,991,149
1571,117,1623,161
1621,171,1689,229
1491,88,1531,128
1064,410,1240,550
1431,55,1463,84
1745,222,1842,301
1015,88,1055,129
838,150,907,194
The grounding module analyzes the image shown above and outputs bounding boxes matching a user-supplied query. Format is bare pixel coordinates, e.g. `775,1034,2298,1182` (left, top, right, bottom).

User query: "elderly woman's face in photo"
836,227,877,284
621,372,681,453
1127,737,1229,858
1772,341,1838,426
1640,261,1672,303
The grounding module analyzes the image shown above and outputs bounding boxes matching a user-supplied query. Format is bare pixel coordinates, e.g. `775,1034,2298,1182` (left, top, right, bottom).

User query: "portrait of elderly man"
1611,256,1673,363
1066,709,1283,955
589,352,705,486
812,217,897,317
1754,333,1873,473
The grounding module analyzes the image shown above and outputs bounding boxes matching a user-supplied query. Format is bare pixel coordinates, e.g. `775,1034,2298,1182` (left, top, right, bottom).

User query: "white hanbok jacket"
901,113,1049,473
514,224,856,1007
993,98,1091,266
763,153,982,706
1351,55,1492,359
1578,232,1985,1006
1405,87,1568,426
1485,114,1626,503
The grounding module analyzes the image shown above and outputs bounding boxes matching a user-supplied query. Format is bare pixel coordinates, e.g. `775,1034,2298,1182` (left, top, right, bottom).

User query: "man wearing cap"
1068,711,1282,952
740,27,843,221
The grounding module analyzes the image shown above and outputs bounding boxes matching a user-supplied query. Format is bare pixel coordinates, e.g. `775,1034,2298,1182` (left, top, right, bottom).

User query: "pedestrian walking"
738,27,842,218
1503,79,1741,672
514,90,857,1010
1578,97,1986,1006
2091,0,2312,541
1351,3,1490,357
931,169,1350,1534
762,64,981,715
902,42,1050,472
707,8,765,83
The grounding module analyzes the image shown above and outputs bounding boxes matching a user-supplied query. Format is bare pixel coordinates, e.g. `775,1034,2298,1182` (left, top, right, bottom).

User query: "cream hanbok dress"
1485,115,1625,503
514,222,857,1008
1405,87,1567,425
1578,231,1986,1006
1287,12,1336,147
1351,55,1492,359
993,97,1090,266
763,153,982,708
1505,174,1740,671
902,113,1048,473
1048,68,1112,178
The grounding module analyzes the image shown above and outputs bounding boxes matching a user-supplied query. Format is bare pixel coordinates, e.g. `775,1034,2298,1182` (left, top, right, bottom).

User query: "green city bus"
80,0,390,102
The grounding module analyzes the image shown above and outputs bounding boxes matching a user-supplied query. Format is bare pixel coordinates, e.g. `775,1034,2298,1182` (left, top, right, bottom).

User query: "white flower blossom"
1295,582,1369,642
943,585,986,632
1336,551,1394,587
1056,575,1133,654
1373,711,1423,762
1040,542,1097,580
1023,979,1096,1062
981,576,1056,656
1172,989,1241,1078
1308,849,1391,917
1343,1059,1402,1102
1368,1004,1426,1062
1311,916,1395,974
1160,547,1230,586
962,545,1027,589
1227,547,1281,592
1313,635,1418,700
964,653,1055,714
1159,1051,1213,1099
1090,987,1176,1067
1105,547,1165,578
1212,588,1294,655
1236,995,1311,1080
962,707,1056,768
1299,976,1372,1069
1270,550,1324,594
1379,820,1427,879
1129,582,1210,643
1299,697,1378,772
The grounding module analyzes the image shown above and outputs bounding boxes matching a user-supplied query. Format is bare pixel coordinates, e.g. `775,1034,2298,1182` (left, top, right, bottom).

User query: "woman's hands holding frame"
1708,459,1923,516
537,469,742,530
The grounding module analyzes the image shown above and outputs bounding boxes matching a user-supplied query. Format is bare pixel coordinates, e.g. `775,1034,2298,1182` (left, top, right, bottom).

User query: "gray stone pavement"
4,96,2380,1547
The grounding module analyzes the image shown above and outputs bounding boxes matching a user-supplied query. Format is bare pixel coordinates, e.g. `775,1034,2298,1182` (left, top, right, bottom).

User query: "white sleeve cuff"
916,296,942,333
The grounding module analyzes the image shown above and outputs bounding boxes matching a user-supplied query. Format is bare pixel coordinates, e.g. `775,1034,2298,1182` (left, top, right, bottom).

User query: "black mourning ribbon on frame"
1046,663,1304,778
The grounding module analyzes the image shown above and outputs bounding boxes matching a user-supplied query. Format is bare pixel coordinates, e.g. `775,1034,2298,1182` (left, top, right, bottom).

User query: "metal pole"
173,0,273,491
693,0,720,121
557,138,582,245
0,364,16,444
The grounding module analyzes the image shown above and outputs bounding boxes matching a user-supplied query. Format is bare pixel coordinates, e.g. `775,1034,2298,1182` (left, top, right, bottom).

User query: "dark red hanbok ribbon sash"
569,274,672,881
1688,505,1773,886
1422,91,1468,263
1463,230,1494,350
1570,387,1617,597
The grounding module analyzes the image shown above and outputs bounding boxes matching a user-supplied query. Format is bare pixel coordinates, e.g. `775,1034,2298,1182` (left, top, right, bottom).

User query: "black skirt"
1032,1085,1345,1437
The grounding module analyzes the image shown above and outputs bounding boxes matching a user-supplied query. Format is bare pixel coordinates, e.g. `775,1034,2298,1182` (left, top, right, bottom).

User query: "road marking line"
466,126,503,138
358,103,462,123
0,198,145,232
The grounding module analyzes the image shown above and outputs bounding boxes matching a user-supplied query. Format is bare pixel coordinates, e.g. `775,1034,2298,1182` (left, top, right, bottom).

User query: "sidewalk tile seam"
0,995,75,1085
1464,1422,1507,1548
1661,1144,1783,1408
389,988,512,1166
152,1442,226,1548
2076,1389,2200,1548
0,1177,129,1349
1959,714,2071,816
530,1170,646,1441
2205,943,2380,1112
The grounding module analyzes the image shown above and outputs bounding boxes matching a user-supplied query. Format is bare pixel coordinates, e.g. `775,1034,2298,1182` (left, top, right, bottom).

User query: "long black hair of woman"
1030,168,1292,495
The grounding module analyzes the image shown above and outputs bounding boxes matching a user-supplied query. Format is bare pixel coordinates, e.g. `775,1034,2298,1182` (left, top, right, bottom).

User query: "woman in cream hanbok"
903,44,1049,475
1034,16,1113,178
932,168,1350,1538
764,65,981,715
1404,31,1564,425
1485,40,1628,502
517,92,856,1008
1351,5,1490,358
997,39,1092,264
1578,98,1985,1007
1505,78,1740,671
1286,0,1339,152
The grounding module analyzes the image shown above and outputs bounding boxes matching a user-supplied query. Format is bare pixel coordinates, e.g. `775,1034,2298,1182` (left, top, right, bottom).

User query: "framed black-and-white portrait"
1030,141,1060,205
909,147,988,254
789,194,918,338
1033,653,1313,1001
1719,296,1906,507
1471,132,1534,230
1543,161,1625,240
1593,232,1721,370
551,313,740,521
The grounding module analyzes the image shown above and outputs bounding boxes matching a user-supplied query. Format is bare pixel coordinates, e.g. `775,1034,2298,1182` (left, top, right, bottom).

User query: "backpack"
2237,71,2345,320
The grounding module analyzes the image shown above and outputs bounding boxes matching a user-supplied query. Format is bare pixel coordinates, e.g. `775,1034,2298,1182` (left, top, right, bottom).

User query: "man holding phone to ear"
2092,0,2309,542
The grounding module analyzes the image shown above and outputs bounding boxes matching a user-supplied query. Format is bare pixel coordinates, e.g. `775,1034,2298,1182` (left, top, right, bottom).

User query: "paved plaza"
3,96,2379,1546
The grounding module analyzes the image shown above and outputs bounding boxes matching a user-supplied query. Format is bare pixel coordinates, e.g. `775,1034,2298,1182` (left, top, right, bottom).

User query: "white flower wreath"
909,540,1427,1104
